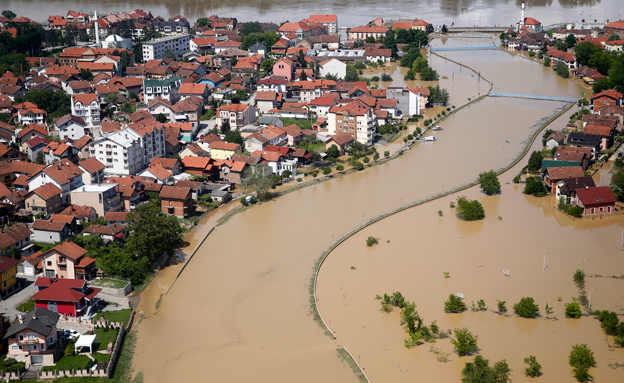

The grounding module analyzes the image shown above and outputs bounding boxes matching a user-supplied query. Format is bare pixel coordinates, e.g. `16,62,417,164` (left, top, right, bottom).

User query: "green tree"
311,171,318,180
323,166,332,176
428,85,449,105
556,62,570,78
241,164,275,194
24,89,70,119
565,34,577,48
462,355,511,383
196,17,210,28
569,344,596,383
451,327,478,356
524,177,548,197
345,64,359,82
126,202,184,267
80,68,94,81
497,300,507,313
524,355,542,377
384,150,390,158
2,10,16,20
565,301,582,318
543,55,551,67
420,66,439,81
261,58,274,73
263,32,280,48
105,93,117,104
240,21,263,36
336,164,344,173
541,129,554,146
381,73,393,82
156,113,168,123
478,170,501,196
441,24,448,33
610,169,624,201
365,36,376,43
296,49,307,68
444,294,467,313
455,196,485,221
513,297,540,318
527,151,543,172
326,145,340,160
224,130,243,145
299,71,308,81
35,150,45,165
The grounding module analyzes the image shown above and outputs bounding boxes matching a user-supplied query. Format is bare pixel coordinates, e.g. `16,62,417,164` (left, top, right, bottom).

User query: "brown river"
131,37,624,382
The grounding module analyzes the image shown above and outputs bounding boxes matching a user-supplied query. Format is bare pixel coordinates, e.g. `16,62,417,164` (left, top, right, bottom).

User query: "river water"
5,0,622,27
127,37,624,382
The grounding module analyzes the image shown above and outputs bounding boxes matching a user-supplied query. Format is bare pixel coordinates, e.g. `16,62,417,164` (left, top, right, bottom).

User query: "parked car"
64,329,79,340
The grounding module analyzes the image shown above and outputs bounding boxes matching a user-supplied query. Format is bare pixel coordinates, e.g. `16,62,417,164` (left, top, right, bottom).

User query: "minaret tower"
521,1,526,27
95,10,100,47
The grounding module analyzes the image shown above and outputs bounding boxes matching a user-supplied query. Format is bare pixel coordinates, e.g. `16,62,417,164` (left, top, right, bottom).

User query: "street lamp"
588,288,594,311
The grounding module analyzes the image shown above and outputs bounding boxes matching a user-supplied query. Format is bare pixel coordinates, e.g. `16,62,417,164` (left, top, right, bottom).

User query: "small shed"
75,334,97,354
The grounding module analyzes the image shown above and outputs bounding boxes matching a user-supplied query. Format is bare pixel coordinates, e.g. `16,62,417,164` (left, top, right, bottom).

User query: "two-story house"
25,183,63,215
0,256,19,297
143,76,183,104
28,161,84,205
216,103,255,131
33,278,101,317
70,93,100,127
159,185,192,217
40,241,96,280
77,158,105,185
54,114,86,141
69,184,123,217
31,220,70,244
1,223,34,258
4,307,61,367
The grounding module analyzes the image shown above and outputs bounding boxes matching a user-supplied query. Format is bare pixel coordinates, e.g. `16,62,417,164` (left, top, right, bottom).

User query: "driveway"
0,276,37,321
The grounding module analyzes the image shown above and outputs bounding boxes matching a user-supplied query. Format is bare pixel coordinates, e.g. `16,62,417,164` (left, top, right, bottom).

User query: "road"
0,276,37,321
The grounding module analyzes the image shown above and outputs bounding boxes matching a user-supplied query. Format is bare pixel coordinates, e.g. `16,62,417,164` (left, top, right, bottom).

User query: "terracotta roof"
546,166,585,180
144,164,172,180
179,82,207,94
32,219,67,232
605,20,624,30
583,125,614,137
159,185,191,200
210,142,240,151
49,214,75,225
31,183,62,200
591,89,623,101
79,157,105,173
3,223,32,243
330,132,356,146
84,224,124,236
22,251,43,269
104,211,131,222
349,25,389,33
71,135,92,150
18,125,47,139
59,205,95,219
46,240,87,260
0,256,19,274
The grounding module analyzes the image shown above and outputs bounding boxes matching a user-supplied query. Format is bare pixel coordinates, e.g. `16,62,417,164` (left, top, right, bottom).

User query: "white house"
17,108,47,126
28,160,84,204
308,96,336,117
143,76,183,104
54,114,86,140
318,58,346,79
71,93,101,127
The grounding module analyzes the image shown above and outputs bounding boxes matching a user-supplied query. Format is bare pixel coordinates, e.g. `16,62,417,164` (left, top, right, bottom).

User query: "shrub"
257,191,274,202
478,170,501,195
565,301,582,318
513,175,521,183
596,310,620,335
569,344,596,382
524,177,548,197
444,294,467,313
497,300,507,313
513,297,540,318
573,269,585,289
462,356,510,383
524,355,542,377
366,236,379,247
455,196,485,221
568,205,583,217
381,73,393,82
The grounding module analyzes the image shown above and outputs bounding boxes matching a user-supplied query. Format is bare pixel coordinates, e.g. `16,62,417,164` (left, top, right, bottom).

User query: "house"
21,251,44,277
553,146,592,170
1,223,34,258
583,124,616,150
181,156,214,178
17,125,47,144
49,214,77,234
0,256,19,297
574,186,617,215
318,58,346,79
31,220,70,244
28,160,83,204
179,143,210,159
104,211,131,226
143,76,183,104
215,160,247,185
58,205,97,225
566,133,602,158
556,176,596,204
210,142,242,160
348,25,390,41
216,103,255,130
178,82,209,103
546,49,577,70
83,224,125,243
4,307,61,367
69,184,123,217
25,137,50,163
71,93,100,127
386,86,429,116
174,180,207,200
604,20,624,39
545,131,566,150
159,185,192,217
326,132,355,155
40,241,96,280
149,157,182,175
25,183,63,215
364,48,393,63
544,166,585,194
250,150,297,177
391,19,433,33
249,42,267,56
282,124,305,146
590,89,623,113
327,100,376,145
17,108,47,126
33,278,100,317
256,91,279,113
309,14,338,34
78,158,106,185
273,58,296,80
139,164,174,184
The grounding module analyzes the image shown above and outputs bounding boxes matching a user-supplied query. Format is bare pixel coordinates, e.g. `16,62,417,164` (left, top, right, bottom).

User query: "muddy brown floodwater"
133,37,623,382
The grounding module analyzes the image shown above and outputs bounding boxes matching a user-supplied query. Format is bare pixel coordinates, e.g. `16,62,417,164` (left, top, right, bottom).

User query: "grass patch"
279,117,313,130
90,278,129,289
336,348,368,383
94,327,119,351
94,353,110,363
94,309,132,326
16,299,35,312
42,355,92,372
297,141,326,153
130,273,155,295
34,242,56,253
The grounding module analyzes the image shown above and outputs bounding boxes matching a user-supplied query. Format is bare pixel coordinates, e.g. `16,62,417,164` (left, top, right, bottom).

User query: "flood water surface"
129,38,622,382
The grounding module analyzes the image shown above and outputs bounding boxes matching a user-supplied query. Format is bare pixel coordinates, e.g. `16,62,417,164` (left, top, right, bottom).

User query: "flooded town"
0,0,623,382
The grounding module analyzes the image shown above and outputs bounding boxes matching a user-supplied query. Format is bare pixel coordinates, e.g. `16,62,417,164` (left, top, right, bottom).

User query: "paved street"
0,276,37,321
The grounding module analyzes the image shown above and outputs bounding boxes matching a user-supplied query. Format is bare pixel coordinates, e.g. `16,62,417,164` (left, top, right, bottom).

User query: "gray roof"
559,176,596,194
567,132,601,147
249,42,266,52
211,189,230,197
4,307,59,339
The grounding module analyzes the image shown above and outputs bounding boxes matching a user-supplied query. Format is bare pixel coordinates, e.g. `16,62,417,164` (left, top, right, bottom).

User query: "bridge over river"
489,92,578,102
446,26,507,33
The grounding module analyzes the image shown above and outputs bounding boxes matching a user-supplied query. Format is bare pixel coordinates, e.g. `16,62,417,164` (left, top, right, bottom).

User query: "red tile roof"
576,186,617,206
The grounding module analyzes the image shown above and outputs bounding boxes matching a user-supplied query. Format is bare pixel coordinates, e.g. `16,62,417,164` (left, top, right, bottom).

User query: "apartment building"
70,93,101,127
89,128,145,176
327,100,377,145
70,184,123,217
142,34,190,62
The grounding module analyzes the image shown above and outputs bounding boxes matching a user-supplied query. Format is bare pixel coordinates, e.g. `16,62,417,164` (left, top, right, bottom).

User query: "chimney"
18,314,23,324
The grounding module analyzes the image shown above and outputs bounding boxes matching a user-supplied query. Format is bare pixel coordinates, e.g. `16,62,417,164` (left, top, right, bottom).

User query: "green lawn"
42,355,92,372
279,117,313,131
94,353,110,363
94,328,119,351
94,309,132,326
297,141,326,154
90,278,129,289
34,242,56,253
16,299,35,312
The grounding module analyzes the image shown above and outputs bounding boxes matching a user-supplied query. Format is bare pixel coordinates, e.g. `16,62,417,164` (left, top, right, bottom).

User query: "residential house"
179,142,210,159
143,76,183,104
326,132,355,155
567,132,602,159
282,124,305,146
250,150,297,176
364,48,393,63
216,103,255,130
0,143,27,162
391,19,433,33
309,96,336,117
159,185,192,217
25,183,63,215
583,124,616,150
1,223,34,258
83,224,125,243
553,146,592,170
209,142,242,160
17,108,47,126
544,166,585,194
215,160,247,185
139,164,174,183
309,14,338,34
257,78,288,93
327,100,376,145
40,241,96,280
33,278,100,316
78,158,105,185
17,125,47,144
556,176,596,204
256,91,279,113
318,58,346,79
545,131,566,150
574,186,617,215
4,307,60,367
591,89,623,113
273,58,296,80
174,180,207,200
58,205,97,225
278,21,325,39
31,220,70,244
104,211,131,226
69,184,123,217
25,137,50,163
149,157,182,175
348,25,390,41
42,142,76,165
386,86,429,116
604,20,624,39
178,82,208,103
71,93,100,127
547,49,577,70
20,251,44,277
0,256,19,297
28,160,83,204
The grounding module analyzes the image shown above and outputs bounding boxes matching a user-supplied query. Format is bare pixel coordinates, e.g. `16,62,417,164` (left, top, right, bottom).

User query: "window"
18,334,24,342
47,261,51,266
11,345,18,351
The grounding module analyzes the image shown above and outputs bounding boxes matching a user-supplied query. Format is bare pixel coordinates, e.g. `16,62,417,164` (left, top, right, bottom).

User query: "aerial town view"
0,0,623,381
